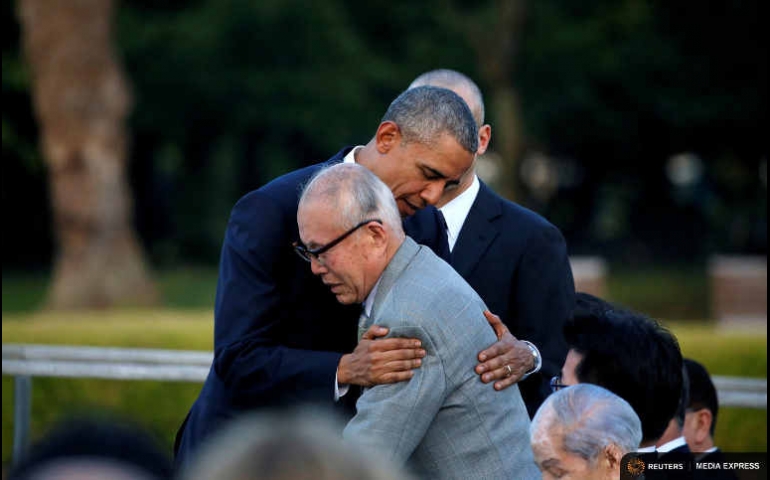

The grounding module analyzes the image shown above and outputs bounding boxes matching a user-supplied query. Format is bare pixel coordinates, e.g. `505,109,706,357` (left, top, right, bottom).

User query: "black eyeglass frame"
550,375,569,393
293,218,382,263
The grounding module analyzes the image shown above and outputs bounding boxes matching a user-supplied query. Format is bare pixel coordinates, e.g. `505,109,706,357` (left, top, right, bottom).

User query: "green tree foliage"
3,0,765,269
515,0,766,261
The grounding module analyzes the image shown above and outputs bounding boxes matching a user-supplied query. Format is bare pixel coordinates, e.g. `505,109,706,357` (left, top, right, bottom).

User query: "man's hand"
475,311,535,391
337,325,426,387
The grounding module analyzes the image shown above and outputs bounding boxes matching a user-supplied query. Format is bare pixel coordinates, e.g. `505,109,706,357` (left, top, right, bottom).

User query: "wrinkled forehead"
298,198,340,232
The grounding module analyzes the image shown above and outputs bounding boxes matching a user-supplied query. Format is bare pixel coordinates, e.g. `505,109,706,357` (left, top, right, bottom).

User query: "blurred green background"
2,0,766,472
3,269,766,466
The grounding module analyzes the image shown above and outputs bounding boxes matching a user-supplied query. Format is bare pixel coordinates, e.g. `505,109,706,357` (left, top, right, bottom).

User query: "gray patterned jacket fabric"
344,237,539,480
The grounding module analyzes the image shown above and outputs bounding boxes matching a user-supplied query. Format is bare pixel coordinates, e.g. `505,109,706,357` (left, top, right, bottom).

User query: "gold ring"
505,365,513,377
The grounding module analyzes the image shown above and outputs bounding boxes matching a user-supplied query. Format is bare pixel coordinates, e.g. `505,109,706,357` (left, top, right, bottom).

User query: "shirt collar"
439,175,480,252
343,146,364,164
636,445,658,453
657,436,688,453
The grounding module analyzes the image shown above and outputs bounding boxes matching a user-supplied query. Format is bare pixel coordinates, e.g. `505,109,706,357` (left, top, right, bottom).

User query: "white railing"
2,343,767,464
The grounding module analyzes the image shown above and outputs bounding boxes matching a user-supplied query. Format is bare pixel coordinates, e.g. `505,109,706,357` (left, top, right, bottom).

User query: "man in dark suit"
404,69,575,415
173,86,529,469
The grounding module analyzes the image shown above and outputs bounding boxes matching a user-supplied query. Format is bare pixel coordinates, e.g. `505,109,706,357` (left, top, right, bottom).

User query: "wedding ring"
505,365,513,377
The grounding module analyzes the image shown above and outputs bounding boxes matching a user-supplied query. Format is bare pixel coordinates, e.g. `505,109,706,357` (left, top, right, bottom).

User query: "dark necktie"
402,206,451,262
435,209,451,262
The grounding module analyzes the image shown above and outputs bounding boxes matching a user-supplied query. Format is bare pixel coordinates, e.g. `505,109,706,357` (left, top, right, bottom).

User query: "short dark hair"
684,358,719,436
564,292,684,445
381,85,478,154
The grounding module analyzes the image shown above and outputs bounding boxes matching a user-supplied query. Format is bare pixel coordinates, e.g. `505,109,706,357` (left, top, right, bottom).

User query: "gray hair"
408,69,486,126
381,85,478,154
299,163,404,238
531,384,642,464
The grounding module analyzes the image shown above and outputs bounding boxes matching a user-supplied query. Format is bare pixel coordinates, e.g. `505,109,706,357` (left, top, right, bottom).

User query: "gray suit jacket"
344,237,538,480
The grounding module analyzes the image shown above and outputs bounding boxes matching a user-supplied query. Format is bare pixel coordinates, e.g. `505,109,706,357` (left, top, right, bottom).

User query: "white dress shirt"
439,175,480,252
657,435,688,453
343,145,363,164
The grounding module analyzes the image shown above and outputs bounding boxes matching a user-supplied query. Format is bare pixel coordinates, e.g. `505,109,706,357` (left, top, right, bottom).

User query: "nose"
309,256,327,275
420,182,444,206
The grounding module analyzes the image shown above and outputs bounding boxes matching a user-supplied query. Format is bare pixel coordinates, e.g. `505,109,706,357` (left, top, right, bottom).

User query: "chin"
335,294,355,305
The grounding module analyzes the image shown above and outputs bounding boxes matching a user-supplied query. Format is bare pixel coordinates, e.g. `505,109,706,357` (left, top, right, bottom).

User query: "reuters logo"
627,457,646,476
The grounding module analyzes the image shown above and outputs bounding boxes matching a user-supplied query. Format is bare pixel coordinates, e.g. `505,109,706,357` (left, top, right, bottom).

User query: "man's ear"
477,124,492,156
375,121,401,154
363,220,388,249
694,408,713,444
603,443,624,471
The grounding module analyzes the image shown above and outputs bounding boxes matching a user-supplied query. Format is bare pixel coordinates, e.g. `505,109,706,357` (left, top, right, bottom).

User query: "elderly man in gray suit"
296,162,538,480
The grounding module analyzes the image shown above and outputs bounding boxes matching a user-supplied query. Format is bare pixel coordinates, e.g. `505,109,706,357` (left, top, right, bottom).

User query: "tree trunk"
439,0,527,202
17,0,158,309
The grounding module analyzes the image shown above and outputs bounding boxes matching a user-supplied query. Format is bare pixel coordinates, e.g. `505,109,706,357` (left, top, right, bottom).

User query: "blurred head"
360,85,477,216
181,409,410,480
656,365,690,447
562,292,684,446
297,163,405,304
531,384,642,480
8,416,172,480
682,358,720,452
408,69,491,206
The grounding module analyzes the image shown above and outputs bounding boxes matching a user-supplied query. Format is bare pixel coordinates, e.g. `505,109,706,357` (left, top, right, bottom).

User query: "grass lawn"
2,309,767,468
2,266,767,470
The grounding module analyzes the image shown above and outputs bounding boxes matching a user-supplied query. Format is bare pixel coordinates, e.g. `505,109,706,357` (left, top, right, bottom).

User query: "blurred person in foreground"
296,162,538,478
557,292,684,451
174,86,531,469
530,383,643,480
8,415,172,480
404,68,575,417
180,409,411,480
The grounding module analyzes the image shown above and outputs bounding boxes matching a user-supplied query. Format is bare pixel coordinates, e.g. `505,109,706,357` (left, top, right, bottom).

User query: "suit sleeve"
514,222,575,413
212,191,343,402
343,325,445,462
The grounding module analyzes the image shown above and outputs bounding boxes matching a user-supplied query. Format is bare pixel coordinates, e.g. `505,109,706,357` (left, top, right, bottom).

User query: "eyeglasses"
293,219,382,263
550,376,569,393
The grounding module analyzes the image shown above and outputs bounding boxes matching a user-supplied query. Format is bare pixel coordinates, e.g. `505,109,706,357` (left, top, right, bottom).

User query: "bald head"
299,163,403,236
409,69,485,127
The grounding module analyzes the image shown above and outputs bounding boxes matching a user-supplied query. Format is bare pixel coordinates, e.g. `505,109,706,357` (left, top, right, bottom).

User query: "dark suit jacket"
173,148,361,469
405,181,575,417
173,151,524,469
695,449,739,480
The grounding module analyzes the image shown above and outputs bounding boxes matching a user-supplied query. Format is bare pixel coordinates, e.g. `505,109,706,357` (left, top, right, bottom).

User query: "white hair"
531,384,643,464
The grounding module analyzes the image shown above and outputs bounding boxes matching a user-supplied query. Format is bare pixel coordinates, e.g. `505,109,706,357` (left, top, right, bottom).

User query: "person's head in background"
180,408,412,480
656,364,690,448
408,69,491,206
358,85,477,217
682,358,721,452
530,383,642,480
560,292,684,448
8,415,172,480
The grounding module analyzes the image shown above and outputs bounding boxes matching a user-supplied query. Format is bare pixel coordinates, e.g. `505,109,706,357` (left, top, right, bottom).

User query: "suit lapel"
369,237,421,322
451,182,502,277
